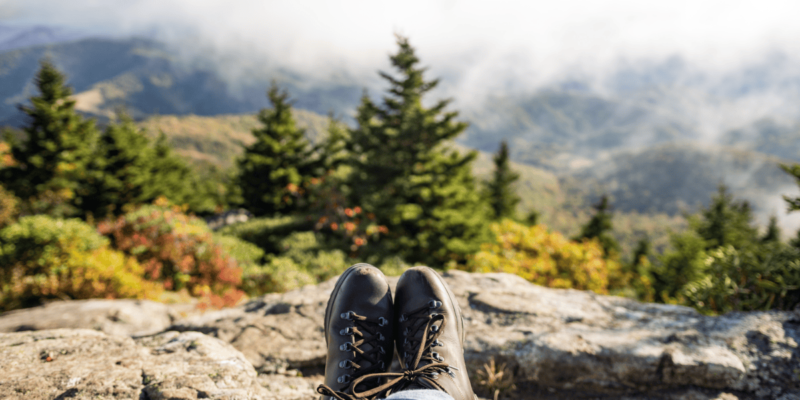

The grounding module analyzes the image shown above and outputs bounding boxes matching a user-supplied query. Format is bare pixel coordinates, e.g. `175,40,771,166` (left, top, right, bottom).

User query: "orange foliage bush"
97,201,244,309
466,219,619,294
306,176,387,255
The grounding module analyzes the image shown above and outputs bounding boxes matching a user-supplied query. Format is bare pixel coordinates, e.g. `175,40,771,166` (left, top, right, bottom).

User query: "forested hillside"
1,30,798,317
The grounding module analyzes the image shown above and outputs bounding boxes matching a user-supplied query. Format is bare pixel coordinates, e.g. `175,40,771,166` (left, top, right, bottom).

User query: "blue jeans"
384,390,455,400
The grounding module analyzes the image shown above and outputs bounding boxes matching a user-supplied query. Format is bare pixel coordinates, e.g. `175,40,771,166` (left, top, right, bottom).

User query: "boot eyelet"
380,361,385,369
433,339,443,347
399,314,406,322
403,337,408,345
428,300,442,309
339,342,353,351
430,313,439,317
431,325,440,333
378,333,385,341
379,346,386,354
431,352,444,362
339,327,353,336
403,327,409,336
340,311,355,320
339,359,353,369
378,317,388,326
338,374,351,384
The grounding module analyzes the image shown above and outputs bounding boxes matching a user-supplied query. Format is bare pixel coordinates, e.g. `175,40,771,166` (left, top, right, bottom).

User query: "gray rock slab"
170,270,800,399
0,299,195,336
0,328,308,400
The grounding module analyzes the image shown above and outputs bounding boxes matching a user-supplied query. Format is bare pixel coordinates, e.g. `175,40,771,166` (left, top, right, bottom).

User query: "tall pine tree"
146,133,219,214
1,60,99,217
694,185,758,251
237,82,316,216
575,195,620,257
485,140,521,220
346,35,489,266
81,113,154,217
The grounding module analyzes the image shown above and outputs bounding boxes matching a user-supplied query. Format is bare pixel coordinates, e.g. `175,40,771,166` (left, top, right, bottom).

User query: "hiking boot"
350,266,477,400
317,264,395,400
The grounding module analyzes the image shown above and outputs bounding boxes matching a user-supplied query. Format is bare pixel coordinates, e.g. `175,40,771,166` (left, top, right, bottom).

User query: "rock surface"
0,299,195,337
0,329,278,399
1,270,799,399
169,270,800,399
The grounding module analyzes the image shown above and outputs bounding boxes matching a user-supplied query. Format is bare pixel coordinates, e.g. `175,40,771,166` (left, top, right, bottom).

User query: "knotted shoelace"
317,312,388,400
348,301,453,398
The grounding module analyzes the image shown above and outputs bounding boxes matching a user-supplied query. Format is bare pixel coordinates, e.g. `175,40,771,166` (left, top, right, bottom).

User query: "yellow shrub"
466,220,614,294
0,216,161,311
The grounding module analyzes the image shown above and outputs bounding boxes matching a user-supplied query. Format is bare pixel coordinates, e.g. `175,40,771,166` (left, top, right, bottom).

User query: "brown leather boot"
350,266,477,400
316,264,395,400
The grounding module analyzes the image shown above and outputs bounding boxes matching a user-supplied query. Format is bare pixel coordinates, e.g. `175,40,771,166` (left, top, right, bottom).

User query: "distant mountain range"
2,25,800,235
0,34,361,126
0,24,89,53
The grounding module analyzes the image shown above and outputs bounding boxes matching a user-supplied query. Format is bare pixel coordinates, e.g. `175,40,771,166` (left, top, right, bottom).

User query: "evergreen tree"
694,185,758,250
485,140,521,220
145,133,218,214
761,215,781,243
237,82,316,216
317,113,349,173
81,114,154,217
781,163,800,212
631,237,652,267
0,60,99,217
575,195,620,257
626,236,655,301
345,35,489,266
525,209,540,226
653,230,707,302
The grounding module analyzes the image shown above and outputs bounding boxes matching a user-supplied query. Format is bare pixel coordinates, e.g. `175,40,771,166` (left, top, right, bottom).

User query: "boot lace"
349,299,456,398
317,311,389,400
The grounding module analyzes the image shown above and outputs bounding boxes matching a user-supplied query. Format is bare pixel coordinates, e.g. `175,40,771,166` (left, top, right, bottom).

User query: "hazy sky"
3,0,800,96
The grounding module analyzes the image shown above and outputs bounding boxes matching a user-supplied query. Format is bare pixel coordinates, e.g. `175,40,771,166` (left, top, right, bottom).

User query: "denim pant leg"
383,389,455,400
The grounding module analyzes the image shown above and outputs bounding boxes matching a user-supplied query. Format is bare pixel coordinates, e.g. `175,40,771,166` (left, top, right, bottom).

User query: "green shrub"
217,215,313,255
240,231,349,295
214,233,265,268
218,215,409,296
681,245,800,314
0,216,159,311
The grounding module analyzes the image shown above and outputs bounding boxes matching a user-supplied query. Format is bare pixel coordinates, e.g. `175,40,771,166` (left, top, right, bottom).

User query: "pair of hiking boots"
317,264,476,400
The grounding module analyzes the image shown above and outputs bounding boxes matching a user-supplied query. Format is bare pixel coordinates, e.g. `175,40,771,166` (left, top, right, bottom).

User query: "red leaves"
99,204,244,308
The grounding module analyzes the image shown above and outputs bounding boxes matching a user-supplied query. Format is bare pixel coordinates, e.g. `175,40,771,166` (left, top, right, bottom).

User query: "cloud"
5,1,800,91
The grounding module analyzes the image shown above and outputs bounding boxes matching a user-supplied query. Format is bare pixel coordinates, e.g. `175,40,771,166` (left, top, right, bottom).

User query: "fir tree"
81,113,154,217
485,140,521,220
237,82,316,216
575,195,620,257
145,133,219,214
761,215,781,243
346,35,489,266
781,163,800,212
525,209,540,226
631,237,652,267
1,60,99,217
694,185,758,250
